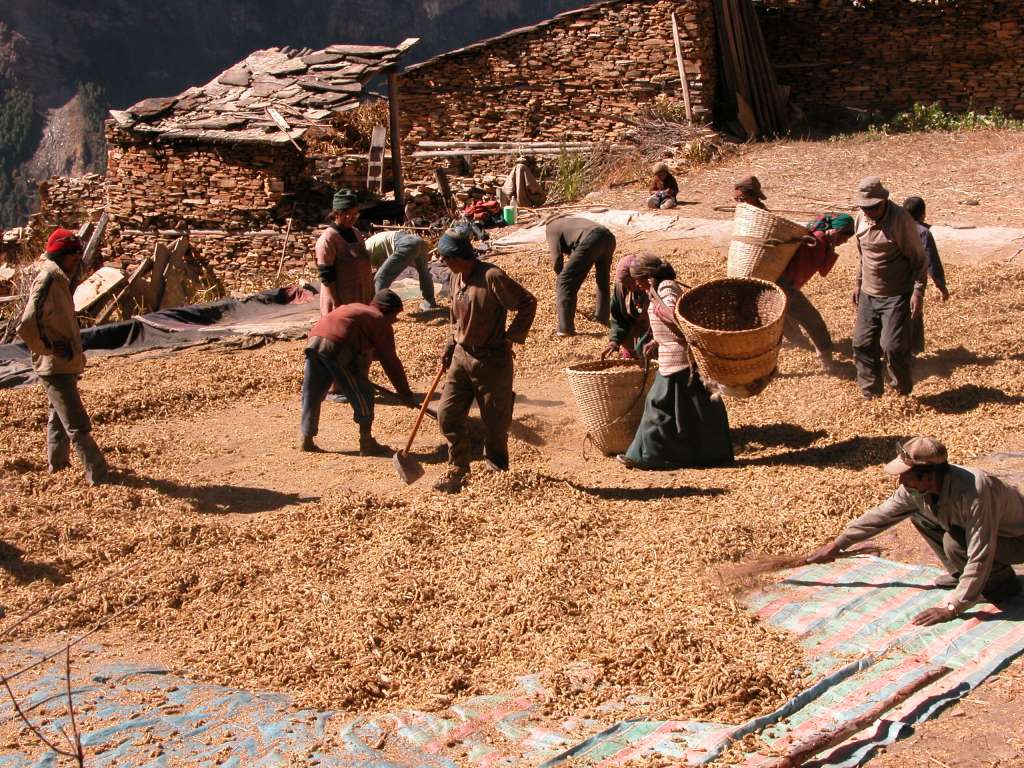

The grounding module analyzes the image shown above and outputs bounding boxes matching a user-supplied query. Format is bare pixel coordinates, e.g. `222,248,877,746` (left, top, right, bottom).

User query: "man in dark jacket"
545,216,615,337
18,229,108,485
300,290,415,455
433,229,537,493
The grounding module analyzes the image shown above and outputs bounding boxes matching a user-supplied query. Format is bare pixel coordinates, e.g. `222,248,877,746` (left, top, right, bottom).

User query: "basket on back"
674,278,787,391
564,359,655,455
727,203,813,282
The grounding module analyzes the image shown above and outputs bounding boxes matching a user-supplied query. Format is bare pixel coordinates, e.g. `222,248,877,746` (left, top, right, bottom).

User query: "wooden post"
671,12,694,123
386,70,405,210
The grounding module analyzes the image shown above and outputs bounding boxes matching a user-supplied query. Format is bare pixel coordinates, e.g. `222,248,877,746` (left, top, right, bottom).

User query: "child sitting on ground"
647,162,679,209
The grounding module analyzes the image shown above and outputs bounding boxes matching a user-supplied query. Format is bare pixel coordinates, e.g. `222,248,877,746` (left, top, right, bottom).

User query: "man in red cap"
805,436,1024,625
18,228,108,484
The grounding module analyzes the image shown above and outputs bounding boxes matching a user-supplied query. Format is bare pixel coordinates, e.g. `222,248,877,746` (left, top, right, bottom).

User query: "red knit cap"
45,228,83,256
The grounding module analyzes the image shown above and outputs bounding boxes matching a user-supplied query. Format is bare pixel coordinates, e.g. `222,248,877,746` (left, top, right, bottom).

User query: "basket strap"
732,234,817,248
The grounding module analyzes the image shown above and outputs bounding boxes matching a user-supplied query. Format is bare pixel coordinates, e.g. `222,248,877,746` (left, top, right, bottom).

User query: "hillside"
0,0,594,226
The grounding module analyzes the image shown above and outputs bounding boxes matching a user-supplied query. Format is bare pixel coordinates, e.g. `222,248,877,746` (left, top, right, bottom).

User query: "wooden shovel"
393,364,447,484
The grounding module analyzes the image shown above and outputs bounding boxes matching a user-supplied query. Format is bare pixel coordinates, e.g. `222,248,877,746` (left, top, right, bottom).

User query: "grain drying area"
3,134,1024,765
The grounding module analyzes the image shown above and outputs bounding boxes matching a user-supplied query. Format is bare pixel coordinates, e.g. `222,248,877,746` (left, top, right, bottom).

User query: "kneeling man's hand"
911,605,956,626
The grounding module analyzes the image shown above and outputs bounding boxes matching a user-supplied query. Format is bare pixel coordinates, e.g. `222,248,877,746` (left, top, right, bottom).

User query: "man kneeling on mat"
300,290,415,455
805,437,1024,625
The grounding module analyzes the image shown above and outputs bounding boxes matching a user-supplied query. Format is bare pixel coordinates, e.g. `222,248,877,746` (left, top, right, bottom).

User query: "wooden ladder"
366,125,387,195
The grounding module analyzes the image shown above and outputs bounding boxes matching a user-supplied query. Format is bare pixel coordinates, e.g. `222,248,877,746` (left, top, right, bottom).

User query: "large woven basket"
675,278,788,388
727,203,814,282
564,359,656,455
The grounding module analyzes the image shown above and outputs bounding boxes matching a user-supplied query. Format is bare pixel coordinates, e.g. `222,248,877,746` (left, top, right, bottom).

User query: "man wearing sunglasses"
851,177,928,400
805,437,1024,626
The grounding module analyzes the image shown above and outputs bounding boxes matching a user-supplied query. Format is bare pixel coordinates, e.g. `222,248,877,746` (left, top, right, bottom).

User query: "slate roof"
110,40,418,145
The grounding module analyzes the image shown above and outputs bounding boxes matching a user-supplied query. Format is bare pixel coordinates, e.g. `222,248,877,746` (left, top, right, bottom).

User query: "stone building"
44,41,417,292
398,0,716,172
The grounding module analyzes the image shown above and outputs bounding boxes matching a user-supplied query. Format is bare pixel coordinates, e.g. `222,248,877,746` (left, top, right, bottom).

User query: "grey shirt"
836,466,1024,612
546,216,604,270
854,201,928,298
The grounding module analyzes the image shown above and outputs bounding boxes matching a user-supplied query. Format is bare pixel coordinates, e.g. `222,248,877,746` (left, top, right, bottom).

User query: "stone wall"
758,0,1024,118
37,174,107,230
105,127,310,231
397,0,716,172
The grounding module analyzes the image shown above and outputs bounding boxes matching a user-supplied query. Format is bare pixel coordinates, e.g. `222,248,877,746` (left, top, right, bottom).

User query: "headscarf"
628,254,676,283
332,189,359,211
652,161,670,175
734,175,766,200
809,213,855,235
902,196,926,223
437,228,476,260
615,254,637,284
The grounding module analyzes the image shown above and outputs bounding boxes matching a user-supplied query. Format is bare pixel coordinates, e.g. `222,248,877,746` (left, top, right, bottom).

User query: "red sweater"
309,303,411,394
780,231,839,291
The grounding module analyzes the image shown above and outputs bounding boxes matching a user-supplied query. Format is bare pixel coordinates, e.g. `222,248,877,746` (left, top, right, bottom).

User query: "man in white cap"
851,177,928,399
805,436,1024,625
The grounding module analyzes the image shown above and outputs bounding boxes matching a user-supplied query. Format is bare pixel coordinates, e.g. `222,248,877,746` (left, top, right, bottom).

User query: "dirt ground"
2,129,1024,766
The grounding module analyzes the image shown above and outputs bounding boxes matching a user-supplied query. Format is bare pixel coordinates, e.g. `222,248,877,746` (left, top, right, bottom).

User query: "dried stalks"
304,99,390,156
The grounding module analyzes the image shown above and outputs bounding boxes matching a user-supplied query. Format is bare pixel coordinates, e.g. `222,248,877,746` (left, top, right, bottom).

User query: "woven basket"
675,278,788,388
564,359,656,455
727,203,813,282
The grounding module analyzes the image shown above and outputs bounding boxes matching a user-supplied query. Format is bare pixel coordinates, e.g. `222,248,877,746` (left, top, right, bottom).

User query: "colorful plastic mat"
2,556,1021,767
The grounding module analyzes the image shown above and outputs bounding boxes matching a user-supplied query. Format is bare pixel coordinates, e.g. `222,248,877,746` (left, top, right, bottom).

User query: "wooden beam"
386,70,405,210
81,212,109,272
671,13,694,123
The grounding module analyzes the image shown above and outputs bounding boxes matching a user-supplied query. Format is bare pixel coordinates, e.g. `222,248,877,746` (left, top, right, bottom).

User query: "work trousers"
852,292,913,397
779,280,832,355
646,194,677,209
300,337,374,438
40,374,107,481
912,515,1024,588
554,227,614,334
373,245,436,305
437,345,514,470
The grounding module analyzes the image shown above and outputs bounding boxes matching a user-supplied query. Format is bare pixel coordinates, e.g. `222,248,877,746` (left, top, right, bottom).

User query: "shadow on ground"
736,434,900,470
918,384,1024,414
111,470,317,514
0,541,69,585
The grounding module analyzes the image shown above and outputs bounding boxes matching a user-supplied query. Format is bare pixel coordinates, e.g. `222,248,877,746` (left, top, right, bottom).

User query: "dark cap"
734,175,766,200
371,289,404,315
332,188,359,211
436,228,477,260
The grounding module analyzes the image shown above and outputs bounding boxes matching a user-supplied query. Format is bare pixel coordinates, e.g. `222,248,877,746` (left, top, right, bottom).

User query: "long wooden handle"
403,364,446,455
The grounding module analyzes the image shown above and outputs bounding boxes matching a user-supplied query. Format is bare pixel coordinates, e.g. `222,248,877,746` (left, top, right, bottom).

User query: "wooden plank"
411,148,597,158
266,108,304,152
417,140,601,149
671,12,693,123
73,266,125,313
386,70,405,210
93,256,154,325
81,212,109,271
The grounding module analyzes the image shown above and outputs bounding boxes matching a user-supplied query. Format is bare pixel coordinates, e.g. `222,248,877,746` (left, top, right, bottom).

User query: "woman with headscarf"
603,254,650,360
617,255,733,470
777,212,855,371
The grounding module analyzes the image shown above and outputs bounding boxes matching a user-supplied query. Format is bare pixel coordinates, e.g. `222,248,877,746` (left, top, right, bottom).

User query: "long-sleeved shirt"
449,261,536,349
854,201,928,298
18,259,85,376
364,230,428,269
648,279,689,375
916,222,948,293
779,231,840,291
546,216,604,271
649,172,679,197
309,302,410,394
609,281,650,347
315,224,373,315
836,466,1024,612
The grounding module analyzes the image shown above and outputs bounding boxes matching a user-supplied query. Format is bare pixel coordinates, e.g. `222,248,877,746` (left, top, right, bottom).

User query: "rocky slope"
0,0,593,226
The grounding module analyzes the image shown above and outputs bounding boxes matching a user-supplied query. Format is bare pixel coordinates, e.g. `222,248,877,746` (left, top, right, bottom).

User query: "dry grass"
1,237,1023,762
